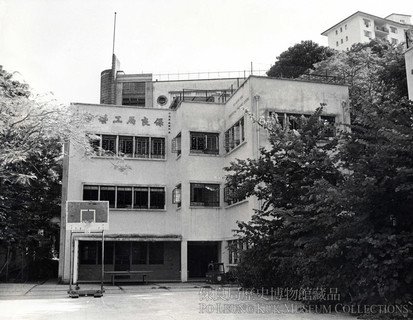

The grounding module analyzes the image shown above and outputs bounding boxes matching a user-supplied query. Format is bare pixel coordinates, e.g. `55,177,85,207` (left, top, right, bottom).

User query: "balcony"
374,25,389,38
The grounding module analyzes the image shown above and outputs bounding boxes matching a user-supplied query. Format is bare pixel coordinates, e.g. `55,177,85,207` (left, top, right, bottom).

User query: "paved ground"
0,280,353,320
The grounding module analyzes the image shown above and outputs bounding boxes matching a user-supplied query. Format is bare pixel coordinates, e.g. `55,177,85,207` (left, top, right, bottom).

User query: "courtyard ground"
0,280,353,320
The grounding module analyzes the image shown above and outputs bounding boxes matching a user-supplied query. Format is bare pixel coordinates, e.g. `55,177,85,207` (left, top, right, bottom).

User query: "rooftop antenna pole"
112,12,117,55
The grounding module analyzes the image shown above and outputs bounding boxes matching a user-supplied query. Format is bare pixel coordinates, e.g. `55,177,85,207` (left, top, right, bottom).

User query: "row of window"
336,36,349,47
267,112,335,136
335,24,348,35
92,113,334,159
82,183,245,209
91,134,165,159
79,241,164,265
83,185,166,209
172,118,245,156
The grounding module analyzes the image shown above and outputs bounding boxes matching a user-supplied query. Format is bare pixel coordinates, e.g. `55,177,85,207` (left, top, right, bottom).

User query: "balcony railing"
375,26,389,33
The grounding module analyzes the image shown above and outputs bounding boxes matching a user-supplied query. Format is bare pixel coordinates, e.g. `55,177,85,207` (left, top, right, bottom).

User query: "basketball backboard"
66,201,109,232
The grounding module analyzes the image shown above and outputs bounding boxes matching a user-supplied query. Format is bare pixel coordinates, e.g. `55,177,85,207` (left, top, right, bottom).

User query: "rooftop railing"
153,69,267,81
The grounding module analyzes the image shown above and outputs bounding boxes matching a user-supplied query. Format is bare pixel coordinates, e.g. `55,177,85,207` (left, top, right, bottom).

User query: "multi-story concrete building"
322,11,412,51
58,55,350,283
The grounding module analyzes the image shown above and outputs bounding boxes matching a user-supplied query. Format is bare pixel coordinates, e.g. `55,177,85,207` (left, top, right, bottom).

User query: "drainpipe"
254,95,260,157
253,94,262,210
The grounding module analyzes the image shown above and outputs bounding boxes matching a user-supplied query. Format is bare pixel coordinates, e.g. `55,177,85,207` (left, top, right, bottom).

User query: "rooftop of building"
321,11,411,35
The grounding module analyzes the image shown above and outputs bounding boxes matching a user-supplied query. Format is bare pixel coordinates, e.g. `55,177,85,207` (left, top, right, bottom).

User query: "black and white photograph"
0,0,412,319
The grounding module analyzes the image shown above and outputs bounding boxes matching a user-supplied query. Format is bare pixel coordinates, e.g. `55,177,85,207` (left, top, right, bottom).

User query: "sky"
1,0,413,105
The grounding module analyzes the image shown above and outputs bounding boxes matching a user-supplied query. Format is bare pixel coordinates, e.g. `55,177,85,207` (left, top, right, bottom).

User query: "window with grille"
135,137,150,158
88,134,165,160
172,133,181,156
151,138,165,159
190,132,219,155
122,82,146,107
119,136,133,157
101,135,116,155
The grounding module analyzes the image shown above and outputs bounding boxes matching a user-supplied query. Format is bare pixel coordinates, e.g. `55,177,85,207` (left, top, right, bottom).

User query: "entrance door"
188,242,218,278
114,242,131,271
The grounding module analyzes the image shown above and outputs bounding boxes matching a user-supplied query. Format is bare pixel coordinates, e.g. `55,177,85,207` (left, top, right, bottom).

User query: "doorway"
188,242,219,278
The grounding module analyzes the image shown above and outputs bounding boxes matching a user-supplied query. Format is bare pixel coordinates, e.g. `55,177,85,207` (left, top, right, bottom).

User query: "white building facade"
322,11,412,51
58,56,350,283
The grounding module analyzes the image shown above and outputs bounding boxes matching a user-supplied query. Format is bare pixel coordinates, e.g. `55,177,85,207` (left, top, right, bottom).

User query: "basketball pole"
101,230,105,293
69,230,73,293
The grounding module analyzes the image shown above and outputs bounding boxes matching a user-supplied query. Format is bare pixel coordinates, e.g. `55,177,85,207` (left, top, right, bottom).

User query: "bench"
104,271,153,286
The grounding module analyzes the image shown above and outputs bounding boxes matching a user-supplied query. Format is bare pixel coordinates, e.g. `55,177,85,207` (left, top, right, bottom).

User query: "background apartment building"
58,55,350,283
322,11,412,51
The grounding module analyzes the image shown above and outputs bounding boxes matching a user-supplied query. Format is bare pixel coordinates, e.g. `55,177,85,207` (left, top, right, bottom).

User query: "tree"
228,40,413,314
0,66,92,280
267,40,334,78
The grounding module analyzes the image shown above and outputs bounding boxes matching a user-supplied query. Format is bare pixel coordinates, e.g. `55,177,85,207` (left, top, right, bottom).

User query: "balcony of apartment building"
374,21,390,38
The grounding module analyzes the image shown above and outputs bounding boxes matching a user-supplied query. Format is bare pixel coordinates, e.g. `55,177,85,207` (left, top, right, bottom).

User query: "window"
148,242,164,264
321,115,336,137
363,19,371,28
157,95,168,106
119,136,133,157
345,24,347,30
101,135,116,155
103,242,114,264
172,133,181,156
224,186,246,206
151,138,165,159
150,187,165,209
228,240,247,265
346,36,348,41
340,27,342,32
287,113,308,130
90,134,165,159
336,41,339,47
390,26,397,33
335,30,338,35
83,185,166,210
83,185,99,201
341,39,343,44
190,132,219,155
172,184,182,208
225,117,245,153
134,187,148,209
190,183,220,207
79,241,98,264
122,82,145,106
117,187,132,208
132,242,147,264
135,137,149,158
100,186,116,208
